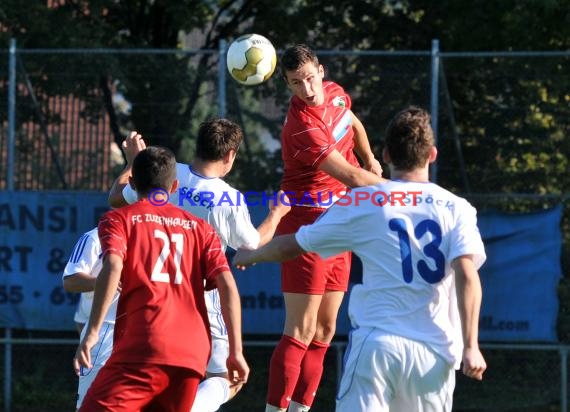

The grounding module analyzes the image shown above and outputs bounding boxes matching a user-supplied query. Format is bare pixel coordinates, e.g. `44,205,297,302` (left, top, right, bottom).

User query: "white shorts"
206,335,230,375
336,327,455,412
205,289,229,375
76,322,114,409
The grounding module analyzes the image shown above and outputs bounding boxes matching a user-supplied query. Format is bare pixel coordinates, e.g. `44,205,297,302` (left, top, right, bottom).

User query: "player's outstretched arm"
73,254,123,375
452,255,487,381
319,150,385,189
108,131,147,208
215,271,249,385
233,234,304,268
350,111,383,177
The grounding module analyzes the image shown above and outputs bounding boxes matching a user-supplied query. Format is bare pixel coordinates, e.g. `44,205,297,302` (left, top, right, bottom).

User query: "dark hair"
195,118,243,161
280,44,319,79
132,146,177,195
384,106,434,170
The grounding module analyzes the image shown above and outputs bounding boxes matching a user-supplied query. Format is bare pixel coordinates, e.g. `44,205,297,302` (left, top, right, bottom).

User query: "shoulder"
201,178,246,206
209,177,238,194
324,81,346,96
101,206,124,220
172,204,210,227
429,184,477,218
100,202,140,226
83,227,100,241
324,81,350,108
175,162,190,178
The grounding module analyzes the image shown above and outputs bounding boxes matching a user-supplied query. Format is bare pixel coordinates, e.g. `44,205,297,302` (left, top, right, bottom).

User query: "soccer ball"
226,34,277,86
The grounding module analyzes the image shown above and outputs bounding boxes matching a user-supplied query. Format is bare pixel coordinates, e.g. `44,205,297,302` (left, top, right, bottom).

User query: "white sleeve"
122,182,138,204
226,205,260,250
62,232,101,279
295,200,357,258
448,199,486,269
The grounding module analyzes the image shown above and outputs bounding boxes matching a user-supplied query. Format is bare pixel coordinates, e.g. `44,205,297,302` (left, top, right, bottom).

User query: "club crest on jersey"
332,96,346,107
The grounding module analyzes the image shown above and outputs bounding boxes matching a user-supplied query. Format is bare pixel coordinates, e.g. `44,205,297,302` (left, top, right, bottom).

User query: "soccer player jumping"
266,44,384,412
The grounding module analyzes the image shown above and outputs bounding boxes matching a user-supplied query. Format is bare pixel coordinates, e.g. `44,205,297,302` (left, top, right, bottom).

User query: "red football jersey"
97,199,229,374
280,81,360,206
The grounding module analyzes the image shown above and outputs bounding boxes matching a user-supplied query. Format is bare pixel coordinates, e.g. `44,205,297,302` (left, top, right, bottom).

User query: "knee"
297,323,318,344
315,321,336,342
285,320,317,344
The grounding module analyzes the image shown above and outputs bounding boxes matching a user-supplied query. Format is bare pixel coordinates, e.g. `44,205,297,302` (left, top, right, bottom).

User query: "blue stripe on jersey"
332,111,352,142
70,234,89,263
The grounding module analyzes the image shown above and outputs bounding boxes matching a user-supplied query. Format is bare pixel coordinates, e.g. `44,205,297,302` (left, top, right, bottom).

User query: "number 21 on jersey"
389,218,445,284
151,229,183,284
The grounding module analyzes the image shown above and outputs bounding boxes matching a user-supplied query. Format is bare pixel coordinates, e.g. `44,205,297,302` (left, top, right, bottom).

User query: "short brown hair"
196,118,243,161
280,44,319,78
132,146,177,195
384,106,434,170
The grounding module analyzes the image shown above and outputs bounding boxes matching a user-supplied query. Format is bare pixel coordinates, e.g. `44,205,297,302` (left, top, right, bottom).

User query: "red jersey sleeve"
98,210,127,260
202,225,231,290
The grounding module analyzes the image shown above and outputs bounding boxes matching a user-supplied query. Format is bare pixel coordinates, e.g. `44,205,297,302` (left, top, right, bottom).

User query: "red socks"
266,335,308,408
292,340,330,407
266,337,331,408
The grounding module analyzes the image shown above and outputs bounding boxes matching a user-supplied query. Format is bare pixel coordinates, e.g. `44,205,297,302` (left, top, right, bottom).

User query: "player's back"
345,181,485,365
169,163,259,251
99,199,228,372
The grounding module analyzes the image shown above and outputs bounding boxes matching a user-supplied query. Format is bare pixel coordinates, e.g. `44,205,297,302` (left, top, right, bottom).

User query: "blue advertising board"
0,191,563,342
0,191,109,330
477,205,563,342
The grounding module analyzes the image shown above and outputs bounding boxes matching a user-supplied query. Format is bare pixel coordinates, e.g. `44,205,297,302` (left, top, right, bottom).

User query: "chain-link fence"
1,42,568,194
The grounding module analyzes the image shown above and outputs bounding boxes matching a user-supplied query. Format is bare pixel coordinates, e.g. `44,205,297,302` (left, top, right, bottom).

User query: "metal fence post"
4,39,16,412
430,38,440,183
3,328,12,412
7,38,16,191
561,346,568,412
218,39,227,118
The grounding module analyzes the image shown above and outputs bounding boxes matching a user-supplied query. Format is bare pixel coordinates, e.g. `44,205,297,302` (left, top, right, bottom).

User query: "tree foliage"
1,0,568,191
2,0,569,277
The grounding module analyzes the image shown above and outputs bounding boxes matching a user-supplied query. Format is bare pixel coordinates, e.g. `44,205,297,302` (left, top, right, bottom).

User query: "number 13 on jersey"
389,218,445,284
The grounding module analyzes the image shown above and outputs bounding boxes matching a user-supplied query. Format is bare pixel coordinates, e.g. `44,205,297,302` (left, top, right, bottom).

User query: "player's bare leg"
313,290,344,343
283,293,324,344
290,291,345,411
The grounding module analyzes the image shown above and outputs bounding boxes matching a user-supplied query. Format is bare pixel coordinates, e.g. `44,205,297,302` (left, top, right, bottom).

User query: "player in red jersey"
73,146,248,412
266,44,385,412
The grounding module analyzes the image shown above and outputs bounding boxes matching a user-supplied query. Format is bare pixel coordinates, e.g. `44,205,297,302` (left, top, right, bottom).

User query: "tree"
1,0,568,194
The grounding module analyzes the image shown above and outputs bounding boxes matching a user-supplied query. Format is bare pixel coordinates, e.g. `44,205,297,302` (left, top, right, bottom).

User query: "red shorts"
276,206,352,294
79,361,201,412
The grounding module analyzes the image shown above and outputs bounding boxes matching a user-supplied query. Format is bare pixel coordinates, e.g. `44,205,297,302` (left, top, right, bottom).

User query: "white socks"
265,405,287,412
288,401,311,412
264,401,310,412
191,377,230,412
